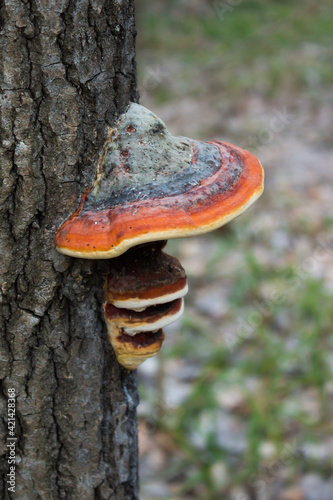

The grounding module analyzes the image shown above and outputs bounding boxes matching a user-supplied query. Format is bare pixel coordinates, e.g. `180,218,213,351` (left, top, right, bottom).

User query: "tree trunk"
0,1,139,498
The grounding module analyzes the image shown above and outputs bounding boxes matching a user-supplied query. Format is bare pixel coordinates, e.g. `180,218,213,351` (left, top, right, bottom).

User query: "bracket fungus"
55,103,264,369
103,241,187,369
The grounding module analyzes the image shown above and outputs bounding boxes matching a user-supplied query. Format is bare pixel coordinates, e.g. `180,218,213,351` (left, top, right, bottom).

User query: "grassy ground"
135,1,333,498
136,0,333,107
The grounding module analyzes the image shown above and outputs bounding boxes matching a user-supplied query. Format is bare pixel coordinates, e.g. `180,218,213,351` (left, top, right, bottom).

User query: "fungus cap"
55,103,264,259
104,242,188,310
107,326,165,370
104,298,184,335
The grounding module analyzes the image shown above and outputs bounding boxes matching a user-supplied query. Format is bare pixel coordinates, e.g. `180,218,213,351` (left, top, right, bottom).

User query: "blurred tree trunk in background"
0,1,139,498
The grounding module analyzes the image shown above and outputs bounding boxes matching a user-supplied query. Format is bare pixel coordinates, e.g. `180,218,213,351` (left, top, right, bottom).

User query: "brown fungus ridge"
55,103,264,259
107,323,165,370
118,330,165,348
104,298,184,334
104,241,188,308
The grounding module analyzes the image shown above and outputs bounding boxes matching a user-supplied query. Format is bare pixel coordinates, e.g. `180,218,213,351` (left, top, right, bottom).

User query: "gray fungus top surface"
84,103,243,211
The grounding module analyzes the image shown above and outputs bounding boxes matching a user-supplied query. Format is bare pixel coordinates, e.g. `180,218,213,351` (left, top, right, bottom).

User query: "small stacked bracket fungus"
55,103,264,369
104,241,187,369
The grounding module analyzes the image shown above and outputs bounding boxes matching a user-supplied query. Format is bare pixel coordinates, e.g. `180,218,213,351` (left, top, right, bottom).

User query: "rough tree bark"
0,1,140,498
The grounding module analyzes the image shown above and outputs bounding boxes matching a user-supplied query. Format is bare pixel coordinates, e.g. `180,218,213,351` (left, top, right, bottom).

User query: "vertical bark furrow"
0,1,139,499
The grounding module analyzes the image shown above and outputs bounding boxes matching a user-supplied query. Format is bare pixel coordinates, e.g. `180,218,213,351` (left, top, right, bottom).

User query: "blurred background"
135,1,333,499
